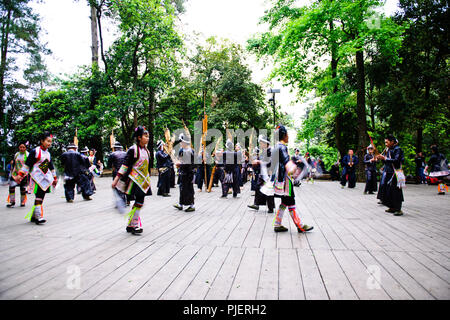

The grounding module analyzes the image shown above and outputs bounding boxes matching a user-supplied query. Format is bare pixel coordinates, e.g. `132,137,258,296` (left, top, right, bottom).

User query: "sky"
31,0,400,139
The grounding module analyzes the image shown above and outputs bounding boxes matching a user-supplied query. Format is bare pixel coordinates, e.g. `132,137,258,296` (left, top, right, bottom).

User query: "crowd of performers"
4,126,449,234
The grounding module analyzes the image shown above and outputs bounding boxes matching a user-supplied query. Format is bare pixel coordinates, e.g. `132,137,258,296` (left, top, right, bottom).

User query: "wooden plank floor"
0,177,449,300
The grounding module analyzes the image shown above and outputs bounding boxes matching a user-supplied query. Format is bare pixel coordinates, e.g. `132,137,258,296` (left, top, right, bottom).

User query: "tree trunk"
90,5,99,67
355,49,369,182
329,19,344,159
416,78,431,153
89,4,103,161
416,127,423,153
0,7,12,118
331,54,344,157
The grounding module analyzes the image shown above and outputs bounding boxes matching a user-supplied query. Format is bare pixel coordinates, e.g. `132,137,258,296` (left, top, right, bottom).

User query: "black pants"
378,171,403,210
222,170,240,197
364,170,378,193
170,167,176,188
9,177,27,202
179,173,195,205
237,166,243,187
341,169,356,188
65,174,93,200
34,184,47,200
196,164,212,190
132,184,146,205
213,167,224,185
157,169,171,195
254,187,275,210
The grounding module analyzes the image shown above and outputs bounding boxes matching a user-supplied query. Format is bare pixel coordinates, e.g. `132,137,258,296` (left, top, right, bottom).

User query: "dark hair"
276,124,288,141
18,141,27,147
385,134,397,142
431,145,438,154
133,126,149,142
39,131,52,142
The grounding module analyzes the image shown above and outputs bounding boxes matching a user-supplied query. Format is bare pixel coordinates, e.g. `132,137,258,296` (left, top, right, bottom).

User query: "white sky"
30,0,400,142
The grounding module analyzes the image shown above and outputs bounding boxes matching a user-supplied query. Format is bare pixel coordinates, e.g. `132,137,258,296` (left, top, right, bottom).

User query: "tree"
98,0,183,166
15,68,117,165
0,0,50,167
249,0,405,179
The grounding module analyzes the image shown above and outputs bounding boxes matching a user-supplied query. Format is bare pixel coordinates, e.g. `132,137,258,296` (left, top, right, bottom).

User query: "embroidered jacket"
11,151,29,178
20,147,56,191
117,145,151,193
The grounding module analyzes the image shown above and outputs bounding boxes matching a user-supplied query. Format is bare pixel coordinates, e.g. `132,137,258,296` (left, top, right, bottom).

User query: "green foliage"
250,0,447,178
14,68,117,158
157,38,279,141
300,144,340,170
1,0,50,155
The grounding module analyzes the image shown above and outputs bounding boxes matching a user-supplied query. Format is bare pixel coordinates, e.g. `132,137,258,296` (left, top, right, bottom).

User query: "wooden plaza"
0,177,449,300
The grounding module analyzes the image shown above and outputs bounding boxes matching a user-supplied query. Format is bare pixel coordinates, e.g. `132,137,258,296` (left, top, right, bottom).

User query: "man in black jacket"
108,141,130,207
60,143,93,202
173,134,196,212
377,135,405,215
247,135,275,212
340,149,359,188
221,139,240,198
109,142,127,179
156,140,172,197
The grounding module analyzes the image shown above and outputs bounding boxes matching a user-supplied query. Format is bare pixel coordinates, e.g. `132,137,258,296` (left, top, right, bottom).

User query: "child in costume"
112,126,152,234
271,125,313,233
6,142,29,208
14,132,58,224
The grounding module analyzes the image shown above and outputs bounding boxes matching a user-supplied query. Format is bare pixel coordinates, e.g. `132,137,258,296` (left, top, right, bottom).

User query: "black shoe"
438,192,445,195
173,204,183,210
247,204,259,210
185,207,195,212
385,208,396,213
274,225,288,232
83,197,92,201
163,193,171,197
20,203,25,207
6,203,15,208
67,199,74,203
220,195,227,198
35,218,46,225
364,191,368,194
298,224,314,233
126,226,133,233
131,226,143,234
377,201,384,205
30,216,37,223
268,209,274,213
393,210,404,216
368,192,374,194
